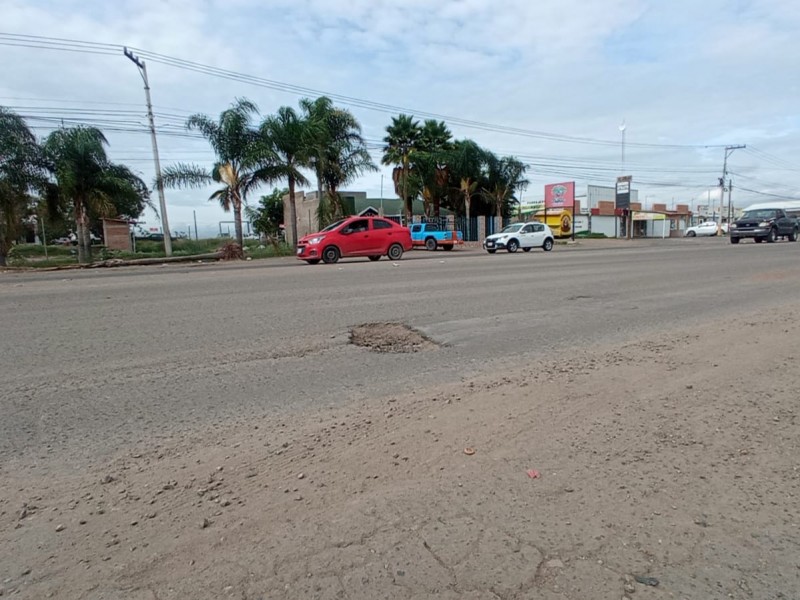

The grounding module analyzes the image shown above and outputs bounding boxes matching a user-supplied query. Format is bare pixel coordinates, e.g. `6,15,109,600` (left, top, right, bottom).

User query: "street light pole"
124,47,173,256
719,144,745,234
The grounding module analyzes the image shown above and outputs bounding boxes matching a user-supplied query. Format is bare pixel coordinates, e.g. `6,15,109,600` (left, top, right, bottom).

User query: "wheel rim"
425,238,436,251
388,244,402,260
508,241,518,252
544,240,553,251
323,247,339,263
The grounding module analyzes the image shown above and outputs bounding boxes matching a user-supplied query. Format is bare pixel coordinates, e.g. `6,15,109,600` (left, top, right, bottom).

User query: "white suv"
483,222,555,253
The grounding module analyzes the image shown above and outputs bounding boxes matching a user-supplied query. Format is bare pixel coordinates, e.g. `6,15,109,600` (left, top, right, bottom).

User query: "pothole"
349,322,439,353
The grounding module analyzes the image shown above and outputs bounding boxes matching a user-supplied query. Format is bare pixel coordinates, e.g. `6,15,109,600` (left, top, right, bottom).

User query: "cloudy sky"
2,0,799,235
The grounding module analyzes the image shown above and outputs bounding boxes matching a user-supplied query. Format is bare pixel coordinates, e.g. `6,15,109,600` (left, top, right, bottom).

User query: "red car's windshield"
320,219,347,233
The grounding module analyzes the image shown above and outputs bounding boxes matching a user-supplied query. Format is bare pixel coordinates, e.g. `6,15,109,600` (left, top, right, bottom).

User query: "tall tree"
245,187,288,248
413,120,452,217
481,154,528,218
44,126,149,263
447,139,488,222
299,96,335,226
300,97,376,224
257,106,311,247
0,107,44,266
160,98,261,248
320,109,376,219
382,114,421,222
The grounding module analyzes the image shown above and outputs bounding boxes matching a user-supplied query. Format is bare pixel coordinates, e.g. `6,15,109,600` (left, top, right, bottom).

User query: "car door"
531,223,547,246
518,224,535,248
700,222,716,236
371,219,396,252
337,218,373,256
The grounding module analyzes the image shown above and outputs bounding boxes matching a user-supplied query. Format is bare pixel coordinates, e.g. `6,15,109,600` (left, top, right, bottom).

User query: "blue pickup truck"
409,223,464,251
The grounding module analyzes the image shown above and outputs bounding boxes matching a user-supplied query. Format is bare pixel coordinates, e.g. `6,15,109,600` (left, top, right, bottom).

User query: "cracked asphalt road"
2,238,800,599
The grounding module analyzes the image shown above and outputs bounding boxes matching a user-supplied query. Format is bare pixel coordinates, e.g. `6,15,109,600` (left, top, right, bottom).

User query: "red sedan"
296,216,413,264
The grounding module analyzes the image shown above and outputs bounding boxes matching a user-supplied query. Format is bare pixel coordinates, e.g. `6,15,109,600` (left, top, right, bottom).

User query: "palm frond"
159,163,214,190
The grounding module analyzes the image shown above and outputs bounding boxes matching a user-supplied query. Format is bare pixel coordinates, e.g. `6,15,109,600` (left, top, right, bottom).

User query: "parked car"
729,208,798,244
482,222,555,253
296,216,413,264
409,222,464,251
685,221,728,237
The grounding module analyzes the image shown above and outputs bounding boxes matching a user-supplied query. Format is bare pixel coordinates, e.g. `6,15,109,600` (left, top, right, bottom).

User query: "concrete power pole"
124,47,173,256
719,145,745,235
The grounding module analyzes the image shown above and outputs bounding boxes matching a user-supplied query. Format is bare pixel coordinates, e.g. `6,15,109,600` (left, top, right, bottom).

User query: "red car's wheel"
322,246,340,264
387,243,404,260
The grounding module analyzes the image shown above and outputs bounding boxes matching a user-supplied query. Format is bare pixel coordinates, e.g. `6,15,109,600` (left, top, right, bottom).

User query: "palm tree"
0,107,44,266
320,111,376,219
256,106,311,247
44,126,149,263
159,98,261,248
300,97,376,224
382,114,421,222
418,120,452,153
299,96,335,225
414,120,452,217
448,139,488,223
481,154,528,218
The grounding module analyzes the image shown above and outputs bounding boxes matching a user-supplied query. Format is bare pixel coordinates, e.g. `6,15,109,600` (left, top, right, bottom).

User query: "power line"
0,32,734,150
736,186,800,200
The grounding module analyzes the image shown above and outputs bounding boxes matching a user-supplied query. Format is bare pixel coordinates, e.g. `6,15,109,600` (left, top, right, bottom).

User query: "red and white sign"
544,182,575,209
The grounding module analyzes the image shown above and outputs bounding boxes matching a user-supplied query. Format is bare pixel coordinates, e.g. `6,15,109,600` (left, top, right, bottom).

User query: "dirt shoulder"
2,306,799,599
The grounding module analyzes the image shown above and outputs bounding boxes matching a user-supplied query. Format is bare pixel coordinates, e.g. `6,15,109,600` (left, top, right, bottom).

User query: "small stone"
297,473,305,480
146,512,157,519
223,586,233,593
633,575,659,587
396,570,405,577
200,518,212,529
55,524,65,532
79,519,87,525
294,495,303,501
130,520,139,526
101,475,115,485
546,559,564,568
686,385,693,390
20,568,31,577
624,582,635,593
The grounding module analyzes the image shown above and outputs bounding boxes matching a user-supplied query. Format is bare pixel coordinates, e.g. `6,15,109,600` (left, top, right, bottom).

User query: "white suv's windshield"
500,224,524,234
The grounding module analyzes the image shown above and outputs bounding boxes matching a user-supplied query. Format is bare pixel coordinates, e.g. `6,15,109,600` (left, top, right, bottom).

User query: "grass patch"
6,239,295,268
575,231,608,239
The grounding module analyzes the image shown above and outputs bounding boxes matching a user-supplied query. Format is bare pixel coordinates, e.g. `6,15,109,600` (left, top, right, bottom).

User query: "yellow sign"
632,211,666,221
539,210,573,237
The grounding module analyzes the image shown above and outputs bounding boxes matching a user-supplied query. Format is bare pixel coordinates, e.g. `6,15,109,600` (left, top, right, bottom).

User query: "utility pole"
719,144,745,235
124,47,173,256
727,179,733,226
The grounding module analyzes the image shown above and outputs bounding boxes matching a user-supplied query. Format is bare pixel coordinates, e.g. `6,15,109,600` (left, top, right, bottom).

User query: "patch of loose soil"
2,307,800,599
350,322,439,353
